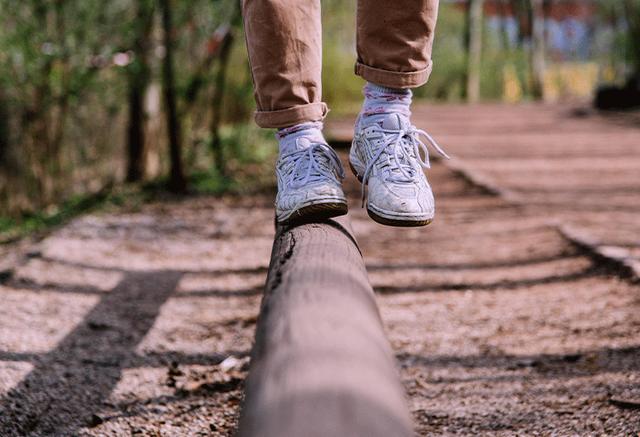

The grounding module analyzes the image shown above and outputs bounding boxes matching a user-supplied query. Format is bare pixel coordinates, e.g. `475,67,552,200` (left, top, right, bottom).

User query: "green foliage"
220,36,256,123
415,3,468,101
594,0,640,77
0,120,276,241
0,189,113,242
0,0,256,220
480,27,532,101
0,0,131,212
321,0,363,117
204,123,278,192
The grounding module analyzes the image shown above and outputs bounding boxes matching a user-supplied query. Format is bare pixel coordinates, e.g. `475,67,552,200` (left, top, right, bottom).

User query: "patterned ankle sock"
360,82,412,118
276,122,325,155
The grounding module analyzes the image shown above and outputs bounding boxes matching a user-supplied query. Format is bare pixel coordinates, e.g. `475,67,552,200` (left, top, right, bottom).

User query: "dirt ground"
1,104,639,436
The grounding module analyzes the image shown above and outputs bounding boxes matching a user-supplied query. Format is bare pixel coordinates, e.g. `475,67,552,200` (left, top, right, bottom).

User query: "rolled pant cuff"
355,61,433,89
254,102,329,128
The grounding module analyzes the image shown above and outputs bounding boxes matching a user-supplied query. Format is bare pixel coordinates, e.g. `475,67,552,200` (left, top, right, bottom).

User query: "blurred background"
0,0,638,239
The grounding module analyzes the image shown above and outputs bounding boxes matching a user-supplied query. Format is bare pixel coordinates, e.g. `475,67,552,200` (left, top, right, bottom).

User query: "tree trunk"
126,0,154,183
209,5,241,176
512,0,529,47
160,0,187,193
126,85,146,183
209,32,232,176
529,0,546,99
0,87,14,212
498,0,513,50
466,0,484,103
0,89,10,170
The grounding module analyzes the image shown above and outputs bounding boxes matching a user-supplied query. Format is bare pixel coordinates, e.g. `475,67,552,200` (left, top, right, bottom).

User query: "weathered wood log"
238,215,413,437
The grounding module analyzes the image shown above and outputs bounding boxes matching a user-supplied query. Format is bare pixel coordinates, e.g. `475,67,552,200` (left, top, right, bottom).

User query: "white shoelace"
360,125,450,206
278,141,345,190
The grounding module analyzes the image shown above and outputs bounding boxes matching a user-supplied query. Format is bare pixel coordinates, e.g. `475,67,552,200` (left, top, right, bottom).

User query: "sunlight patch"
0,288,98,353
0,361,34,395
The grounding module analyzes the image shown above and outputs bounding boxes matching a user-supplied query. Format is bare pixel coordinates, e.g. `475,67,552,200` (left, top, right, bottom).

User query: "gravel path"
1,104,639,436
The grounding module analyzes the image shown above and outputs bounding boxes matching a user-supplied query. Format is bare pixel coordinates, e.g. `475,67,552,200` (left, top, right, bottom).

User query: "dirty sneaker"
275,138,347,224
349,113,449,227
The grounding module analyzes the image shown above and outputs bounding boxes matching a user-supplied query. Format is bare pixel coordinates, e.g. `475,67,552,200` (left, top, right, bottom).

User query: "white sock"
360,82,412,118
276,122,325,155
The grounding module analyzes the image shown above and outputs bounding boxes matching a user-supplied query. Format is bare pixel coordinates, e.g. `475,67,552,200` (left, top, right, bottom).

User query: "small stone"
88,321,112,331
0,269,13,283
219,356,241,372
87,413,104,427
26,249,42,258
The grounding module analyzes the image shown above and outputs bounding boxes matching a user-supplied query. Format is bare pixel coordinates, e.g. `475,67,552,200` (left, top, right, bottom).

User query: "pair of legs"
242,0,447,226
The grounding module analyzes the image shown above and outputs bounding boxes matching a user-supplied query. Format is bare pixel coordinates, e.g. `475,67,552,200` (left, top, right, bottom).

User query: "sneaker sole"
366,208,432,227
348,160,433,228
278,201,348,225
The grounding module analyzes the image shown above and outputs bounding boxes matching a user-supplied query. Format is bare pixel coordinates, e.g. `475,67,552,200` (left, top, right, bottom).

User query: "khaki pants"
242,0,439,128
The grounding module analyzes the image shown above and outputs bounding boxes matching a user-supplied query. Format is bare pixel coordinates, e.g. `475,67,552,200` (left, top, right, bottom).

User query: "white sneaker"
349,113,449,227
276,138,347,224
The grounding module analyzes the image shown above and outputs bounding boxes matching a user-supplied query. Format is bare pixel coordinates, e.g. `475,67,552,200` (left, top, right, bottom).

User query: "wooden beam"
238,216,413,437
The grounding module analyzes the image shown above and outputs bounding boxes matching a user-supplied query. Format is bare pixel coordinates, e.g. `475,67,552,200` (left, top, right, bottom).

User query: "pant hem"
254,102,329,128
355,62,433,89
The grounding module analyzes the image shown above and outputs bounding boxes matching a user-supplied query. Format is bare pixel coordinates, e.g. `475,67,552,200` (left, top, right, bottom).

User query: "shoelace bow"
360,125,450,206
278,141,345,190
